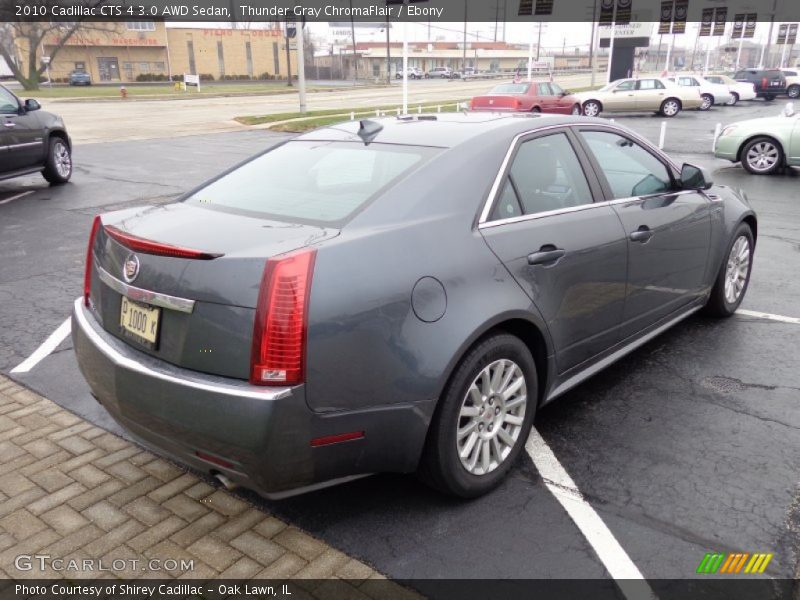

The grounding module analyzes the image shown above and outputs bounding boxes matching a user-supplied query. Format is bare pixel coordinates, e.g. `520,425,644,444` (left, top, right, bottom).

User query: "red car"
470,81,582,115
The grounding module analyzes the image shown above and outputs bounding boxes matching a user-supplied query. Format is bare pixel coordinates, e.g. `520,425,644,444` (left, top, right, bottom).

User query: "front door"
0,86,43,171
604,79,636,111
576,128,712,338
480,129,629,374
97,57,120,81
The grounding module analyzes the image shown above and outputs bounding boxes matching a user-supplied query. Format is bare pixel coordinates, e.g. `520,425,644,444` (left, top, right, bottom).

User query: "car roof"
298,113,598,149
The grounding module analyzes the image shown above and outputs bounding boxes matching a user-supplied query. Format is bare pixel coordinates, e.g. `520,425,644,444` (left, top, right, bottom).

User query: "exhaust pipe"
214,472,239,491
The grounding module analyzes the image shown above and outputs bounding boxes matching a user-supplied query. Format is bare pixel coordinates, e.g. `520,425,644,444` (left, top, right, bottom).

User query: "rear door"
575,128,711,338
480,128,628,373
634,78,668,110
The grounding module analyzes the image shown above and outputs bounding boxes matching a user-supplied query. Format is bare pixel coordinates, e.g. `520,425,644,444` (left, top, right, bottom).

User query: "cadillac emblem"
123,253,140,283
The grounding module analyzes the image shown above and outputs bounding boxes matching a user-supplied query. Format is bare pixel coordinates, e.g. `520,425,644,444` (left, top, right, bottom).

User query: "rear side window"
639,79,666,90
492,132,593,219
186,141,434,224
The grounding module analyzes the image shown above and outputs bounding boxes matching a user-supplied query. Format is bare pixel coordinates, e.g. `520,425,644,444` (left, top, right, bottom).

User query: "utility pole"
536,21,543,60
297,21,306,113
589,0,598,87
285,21,293,87
349,0,357,85
462,0,468,72
385,18,391,85
763,0,778,68
606,4,616,84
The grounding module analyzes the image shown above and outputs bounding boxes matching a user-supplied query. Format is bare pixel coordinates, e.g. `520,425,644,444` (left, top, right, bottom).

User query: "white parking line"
526,429,656,600
10,318,71,374
0,190,34,205
736,309,800,325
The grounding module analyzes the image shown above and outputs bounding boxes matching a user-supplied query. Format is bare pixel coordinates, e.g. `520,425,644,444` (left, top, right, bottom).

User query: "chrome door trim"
73,298,290,401
477,121,686,229
97,264,196,313
8,141,42,149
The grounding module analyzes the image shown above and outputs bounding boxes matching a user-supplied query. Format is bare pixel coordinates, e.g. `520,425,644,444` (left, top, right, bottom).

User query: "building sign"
699,8,713,36
700,7,726,37
672,0,688,34
200,29,281,37
615,0,632,25
659,0,687,35
713,7,727,36
599,21,653,40
745,14,757,38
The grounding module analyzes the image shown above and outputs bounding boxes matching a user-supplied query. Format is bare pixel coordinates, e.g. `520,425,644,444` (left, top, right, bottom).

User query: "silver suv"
426,67,453,79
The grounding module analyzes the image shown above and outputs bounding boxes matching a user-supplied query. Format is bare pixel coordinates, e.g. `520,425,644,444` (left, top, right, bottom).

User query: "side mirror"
24,99,40,112
680,163,713,190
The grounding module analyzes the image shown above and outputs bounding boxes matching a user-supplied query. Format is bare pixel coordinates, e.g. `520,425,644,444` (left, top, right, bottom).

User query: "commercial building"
11,22,296,83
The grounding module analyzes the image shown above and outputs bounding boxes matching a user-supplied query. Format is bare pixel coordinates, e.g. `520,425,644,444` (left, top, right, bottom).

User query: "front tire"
42,137,72,185
571,104,581,115
699,94,713,111
741,136,783,175
763,94,776,101
582,100,602,117
726,92,739,106
704,223,754,317
660,98,681,117
418,333,537,498
788,85,800,99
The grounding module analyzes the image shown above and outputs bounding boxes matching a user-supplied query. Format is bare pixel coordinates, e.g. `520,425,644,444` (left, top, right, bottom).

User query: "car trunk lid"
470,95,522,111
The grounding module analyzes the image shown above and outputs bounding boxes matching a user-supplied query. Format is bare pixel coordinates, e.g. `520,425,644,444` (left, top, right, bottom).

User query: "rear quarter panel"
304,135,551,415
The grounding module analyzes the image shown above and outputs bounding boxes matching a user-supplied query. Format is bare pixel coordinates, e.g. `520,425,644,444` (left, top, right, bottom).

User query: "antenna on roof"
357,119,383,145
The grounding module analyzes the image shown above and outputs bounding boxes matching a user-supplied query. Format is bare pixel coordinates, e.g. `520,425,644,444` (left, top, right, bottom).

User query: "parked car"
73,113,756,499
453,67,476,79
69,70,92,86
667,75,733,109
733,68,787,100
396,67,423,80
715,102,800,174
470,81,581,115
573,77,703,117
426,67,453,79
705,74,757,103
0,84,72,184
779,68,800,99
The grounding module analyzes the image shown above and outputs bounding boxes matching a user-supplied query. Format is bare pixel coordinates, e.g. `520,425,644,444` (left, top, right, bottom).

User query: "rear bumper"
71,298,426,498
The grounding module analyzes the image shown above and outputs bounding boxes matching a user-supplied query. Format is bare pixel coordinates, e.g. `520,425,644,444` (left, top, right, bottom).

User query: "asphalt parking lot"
1,99,799,595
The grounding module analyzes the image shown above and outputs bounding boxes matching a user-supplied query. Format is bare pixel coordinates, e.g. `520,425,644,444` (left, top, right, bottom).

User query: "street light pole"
297,22,306,113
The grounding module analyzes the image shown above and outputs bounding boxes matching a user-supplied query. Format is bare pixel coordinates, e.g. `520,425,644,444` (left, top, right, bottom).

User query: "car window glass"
491,83,529,94
785,70,798,76
186,141,436,224
615,80,635,91
550,82,564,95
538,83,553,95
0,87,19,113
505,132,593,216
707,76,721,84
490,179,523,221
677,77,695,86
639,79,665,90
580,131,673,199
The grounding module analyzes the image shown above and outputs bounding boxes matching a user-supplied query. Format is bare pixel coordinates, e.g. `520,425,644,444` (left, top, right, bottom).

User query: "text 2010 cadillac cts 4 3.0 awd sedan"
73,113,757,499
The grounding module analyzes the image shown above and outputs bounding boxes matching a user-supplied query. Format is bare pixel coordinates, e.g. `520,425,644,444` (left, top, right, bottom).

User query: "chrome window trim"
477,122,688,230
97,264,196,314
73,298,290,401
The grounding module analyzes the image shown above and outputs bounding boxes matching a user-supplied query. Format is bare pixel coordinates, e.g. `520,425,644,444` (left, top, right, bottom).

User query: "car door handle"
527,246,566,266
2,121,14,128
629,226,654,243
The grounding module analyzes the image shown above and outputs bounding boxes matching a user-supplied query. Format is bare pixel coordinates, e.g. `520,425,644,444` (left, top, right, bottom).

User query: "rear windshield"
185,141,436,224
490,83,529,94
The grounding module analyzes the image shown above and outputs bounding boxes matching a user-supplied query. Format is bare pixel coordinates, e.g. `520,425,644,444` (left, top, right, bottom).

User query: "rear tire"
41,137,72,185
726,92,739,106
788,85,800,99
418,333,537,498
660,98,681,117
703,223,754,317
531,106,541,113
763,94,776,101
699,93,713,111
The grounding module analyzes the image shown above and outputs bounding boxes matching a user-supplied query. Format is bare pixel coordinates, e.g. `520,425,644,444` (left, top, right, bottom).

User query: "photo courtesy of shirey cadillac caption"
2,0,800,597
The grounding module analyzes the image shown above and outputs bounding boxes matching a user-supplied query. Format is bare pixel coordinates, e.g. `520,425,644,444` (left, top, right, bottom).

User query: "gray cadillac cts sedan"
73,113,756,498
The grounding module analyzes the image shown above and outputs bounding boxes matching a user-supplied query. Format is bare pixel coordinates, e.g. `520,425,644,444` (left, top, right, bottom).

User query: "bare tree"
0,0,114,90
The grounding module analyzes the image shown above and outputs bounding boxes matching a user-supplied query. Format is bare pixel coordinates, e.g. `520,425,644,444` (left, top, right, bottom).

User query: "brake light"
250,249,316,386
84,215,101,307
104,225,222,260
762,77,768,89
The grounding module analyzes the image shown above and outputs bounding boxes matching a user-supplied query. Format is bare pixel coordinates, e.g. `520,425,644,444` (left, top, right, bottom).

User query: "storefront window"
154,62,165,72
139,62,149,72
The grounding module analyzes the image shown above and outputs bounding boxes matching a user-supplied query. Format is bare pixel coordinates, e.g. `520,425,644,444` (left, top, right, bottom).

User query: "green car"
715,103,800,174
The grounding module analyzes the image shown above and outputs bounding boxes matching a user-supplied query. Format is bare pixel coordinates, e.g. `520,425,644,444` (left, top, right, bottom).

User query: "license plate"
120,296,161,347
771,81,781,86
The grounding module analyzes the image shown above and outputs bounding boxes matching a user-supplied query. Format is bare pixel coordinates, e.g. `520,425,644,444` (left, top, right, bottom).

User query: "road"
1,100,798,597
36,74,596,144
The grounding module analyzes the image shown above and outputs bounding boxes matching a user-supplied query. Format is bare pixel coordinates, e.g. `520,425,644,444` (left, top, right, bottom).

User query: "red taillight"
195,450,235,469
104,225,222,260
250,249,316,386
84,215,101,307
762,77,768,89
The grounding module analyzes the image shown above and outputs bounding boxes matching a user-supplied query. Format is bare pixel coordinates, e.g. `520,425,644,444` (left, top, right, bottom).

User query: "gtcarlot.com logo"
696,552,773,574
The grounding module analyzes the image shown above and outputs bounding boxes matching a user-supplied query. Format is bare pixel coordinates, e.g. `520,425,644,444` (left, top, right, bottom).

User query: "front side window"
0,86,19,113
186,141,436,224
537,83,553,96
550,82,564,95
491,132,593,219
614,80,636,91
580,131,673,198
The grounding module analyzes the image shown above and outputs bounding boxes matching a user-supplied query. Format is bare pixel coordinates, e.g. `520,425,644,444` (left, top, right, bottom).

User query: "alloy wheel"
746,141,780,172
583,101,600,117
456,359,527,476
701,95,713,110
53,141,72,178
724,236,750,304
662,100,679,116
